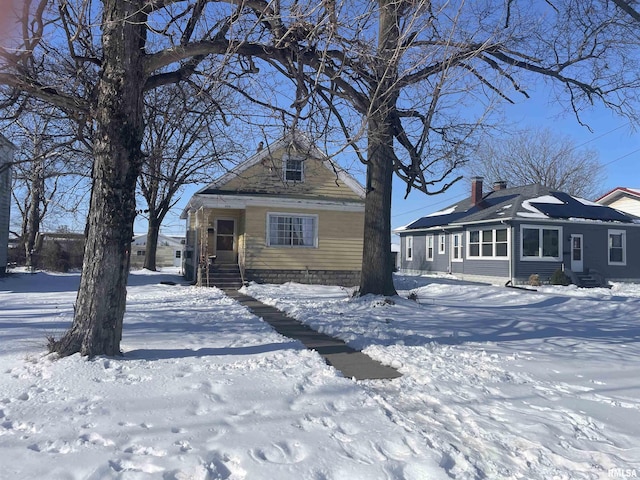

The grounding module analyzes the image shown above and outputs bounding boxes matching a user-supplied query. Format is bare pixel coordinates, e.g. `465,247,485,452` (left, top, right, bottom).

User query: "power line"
600,146,640,167
392,191,467,219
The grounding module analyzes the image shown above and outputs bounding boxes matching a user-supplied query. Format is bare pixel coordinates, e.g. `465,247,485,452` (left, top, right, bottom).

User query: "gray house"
1,134,16,275
395,178,640,286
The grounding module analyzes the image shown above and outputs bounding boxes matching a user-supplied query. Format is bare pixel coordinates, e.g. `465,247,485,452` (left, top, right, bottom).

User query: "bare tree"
138,83,238,271
5,106,90,268
469,126,605,199
1,0,638,356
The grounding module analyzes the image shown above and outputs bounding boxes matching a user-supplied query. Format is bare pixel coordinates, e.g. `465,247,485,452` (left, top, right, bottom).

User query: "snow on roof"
425,206,457,217
518,195,563,219
574,196,605,207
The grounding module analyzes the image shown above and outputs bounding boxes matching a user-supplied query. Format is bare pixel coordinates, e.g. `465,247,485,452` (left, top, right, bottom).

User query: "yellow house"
180,132,365,287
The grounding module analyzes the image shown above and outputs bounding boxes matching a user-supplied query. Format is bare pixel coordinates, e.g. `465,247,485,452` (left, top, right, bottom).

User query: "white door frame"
214,217,237,263
570,234,583,273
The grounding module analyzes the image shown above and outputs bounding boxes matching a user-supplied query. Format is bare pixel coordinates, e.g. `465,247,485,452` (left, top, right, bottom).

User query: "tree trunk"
359,114,397,297
143,216,160,271
51,0,146,357
24,160,42,269
358,0,400,297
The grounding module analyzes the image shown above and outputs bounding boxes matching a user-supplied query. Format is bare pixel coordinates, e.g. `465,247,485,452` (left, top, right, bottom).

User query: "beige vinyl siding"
608,196,640,217
243,206,363,271
219,151,362,201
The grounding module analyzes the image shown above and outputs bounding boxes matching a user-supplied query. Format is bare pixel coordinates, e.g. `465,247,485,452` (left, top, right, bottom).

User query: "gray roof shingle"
401,183,638,231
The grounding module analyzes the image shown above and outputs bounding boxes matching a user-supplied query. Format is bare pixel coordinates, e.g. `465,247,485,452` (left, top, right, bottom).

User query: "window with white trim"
452,233,463,261
438,234,446,254
520,225,561,260
267,213,317,247
426,235,434,260
406,236,413,261
283,156,304,182
608,229,626,265
468,228,509,258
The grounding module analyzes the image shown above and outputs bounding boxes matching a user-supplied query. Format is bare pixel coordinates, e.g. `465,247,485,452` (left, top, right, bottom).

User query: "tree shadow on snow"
123,341,301,361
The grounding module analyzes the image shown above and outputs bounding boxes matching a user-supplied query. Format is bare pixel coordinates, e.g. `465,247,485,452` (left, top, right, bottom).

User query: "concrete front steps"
203,263,243,290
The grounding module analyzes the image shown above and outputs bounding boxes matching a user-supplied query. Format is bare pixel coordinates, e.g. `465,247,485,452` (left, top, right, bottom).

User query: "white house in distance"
596,187,640,217
0,134,16,275
130,233,184,270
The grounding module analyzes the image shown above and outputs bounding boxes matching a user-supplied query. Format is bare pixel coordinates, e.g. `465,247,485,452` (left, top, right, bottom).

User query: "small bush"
550,268,571,286
528,274,541,286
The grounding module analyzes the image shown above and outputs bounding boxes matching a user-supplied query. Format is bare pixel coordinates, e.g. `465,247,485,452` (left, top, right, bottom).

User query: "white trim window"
267,213,317,247
451,233,463,261
520,225,562,261
426,235,434,260
608,229,626,265
468,227,509,258
438,234,446,254
283,156,304,182
406,235,414,261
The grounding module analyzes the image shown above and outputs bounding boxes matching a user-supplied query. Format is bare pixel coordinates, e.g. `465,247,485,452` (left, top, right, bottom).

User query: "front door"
215,219,236,263
570,234,583,273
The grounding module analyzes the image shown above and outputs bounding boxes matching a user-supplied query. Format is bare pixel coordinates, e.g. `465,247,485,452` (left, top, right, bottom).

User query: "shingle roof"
399,183,638,232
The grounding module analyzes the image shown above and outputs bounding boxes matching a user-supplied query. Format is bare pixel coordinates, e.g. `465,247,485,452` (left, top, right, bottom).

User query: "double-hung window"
608,230,626,265
452,233,463,261
520,225,561,261
406,236,414,261
283,156,304,182
438,234,446,254
468,228,509,258
426,235,434,260
267,213,317,247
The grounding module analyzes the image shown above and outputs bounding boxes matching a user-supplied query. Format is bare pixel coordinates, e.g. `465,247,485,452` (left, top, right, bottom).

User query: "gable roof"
397,183,639,233
596,187,640,204
195,131,365,198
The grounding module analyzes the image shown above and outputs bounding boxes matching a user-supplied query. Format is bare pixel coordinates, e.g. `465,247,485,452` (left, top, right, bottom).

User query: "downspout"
441,227,452,274
503,220,514,285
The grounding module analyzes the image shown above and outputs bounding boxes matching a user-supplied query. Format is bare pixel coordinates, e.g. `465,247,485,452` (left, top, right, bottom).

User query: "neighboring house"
130,233,184,269
596,187,640,217
395,177,640,286
181,131,365,287
0,134,16,275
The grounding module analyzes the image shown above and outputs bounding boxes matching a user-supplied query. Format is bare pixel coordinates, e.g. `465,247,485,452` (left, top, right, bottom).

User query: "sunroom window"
468,228,508,258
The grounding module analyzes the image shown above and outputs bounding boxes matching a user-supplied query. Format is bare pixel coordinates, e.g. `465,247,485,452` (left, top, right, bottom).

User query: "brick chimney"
493,180,507,191
471,176,484,205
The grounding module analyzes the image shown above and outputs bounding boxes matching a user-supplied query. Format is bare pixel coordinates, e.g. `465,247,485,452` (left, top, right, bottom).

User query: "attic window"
284,156,304,182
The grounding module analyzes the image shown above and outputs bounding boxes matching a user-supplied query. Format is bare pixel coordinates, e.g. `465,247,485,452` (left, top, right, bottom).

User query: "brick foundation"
244,269,361,287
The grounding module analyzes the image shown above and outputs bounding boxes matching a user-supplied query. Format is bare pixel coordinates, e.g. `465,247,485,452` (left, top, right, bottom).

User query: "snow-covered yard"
1,269,639,479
